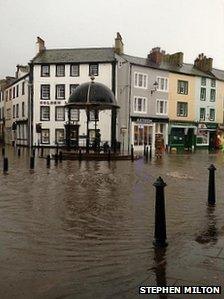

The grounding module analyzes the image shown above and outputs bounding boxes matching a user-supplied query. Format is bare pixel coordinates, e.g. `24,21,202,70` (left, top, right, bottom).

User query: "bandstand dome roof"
67,79,119,109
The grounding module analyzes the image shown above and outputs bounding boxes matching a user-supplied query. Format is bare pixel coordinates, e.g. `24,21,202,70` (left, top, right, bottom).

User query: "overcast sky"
0,0,224,78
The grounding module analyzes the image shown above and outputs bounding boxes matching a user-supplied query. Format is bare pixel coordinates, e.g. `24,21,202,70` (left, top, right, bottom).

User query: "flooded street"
0,146,224,298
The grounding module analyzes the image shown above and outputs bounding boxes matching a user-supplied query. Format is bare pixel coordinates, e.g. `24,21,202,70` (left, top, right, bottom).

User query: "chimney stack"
194,53,213,73
36,36,46,54
147,47,165,65
114,32,124,55
163,52,184,66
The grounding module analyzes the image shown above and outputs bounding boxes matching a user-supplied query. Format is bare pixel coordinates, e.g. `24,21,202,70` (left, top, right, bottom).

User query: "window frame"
156,99,168,115
41,129,50,144
70,108,80,121
134,72,148,89
22,102,25,117
209,108,215,121
199,107,206,121
55,106,65,121
89,63,99,76
177,101,188,117
41,84,50,100
41,65,50,77
156,77,169,92
55,129,65,144
210,89,216,102
56,64,65,77
177,80,188,95
55,84,65,99
40,106,50,121
70,64,80,77
133,96,147,113
200,87,206,101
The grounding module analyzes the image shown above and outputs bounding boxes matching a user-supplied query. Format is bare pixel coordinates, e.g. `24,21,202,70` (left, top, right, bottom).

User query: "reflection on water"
153,247,167,299
0,146,224,298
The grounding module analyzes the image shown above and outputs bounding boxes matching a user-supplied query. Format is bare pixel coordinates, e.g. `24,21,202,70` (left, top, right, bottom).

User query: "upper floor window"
70,84,79,95
16,85,19,97
177,80,188,95
70,108,79,121
13,87,15,99
40,106,50,121
9,89,12,100
156,99,168,115
56,84,65,99
89,64,99,76
209,108,215,121
200,107,206,121
89,110,99,121
5,90,8,101
200,87,206,101
157,77,168,92
13,105,15,118
70,64,80,77
210,89,216,102
134,96,147,113
55,106,65,121
177,101,188,117
134,72,147,89
22,82,25,95
41,65,50,77
201,77,206,86
55,129,64,144
41,129,50,144
56,65,65,77
211,79,216,88
41,85,50,100
16,104,19,118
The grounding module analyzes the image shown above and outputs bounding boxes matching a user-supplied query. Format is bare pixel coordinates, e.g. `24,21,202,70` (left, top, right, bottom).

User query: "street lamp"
120,126,127,155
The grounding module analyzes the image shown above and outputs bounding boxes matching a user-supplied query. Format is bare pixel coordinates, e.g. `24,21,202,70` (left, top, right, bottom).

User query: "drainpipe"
127,64,132,154
28,63,33,149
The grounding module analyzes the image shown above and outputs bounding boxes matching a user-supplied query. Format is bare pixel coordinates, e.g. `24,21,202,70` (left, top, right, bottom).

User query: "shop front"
196,123,218,149
169,122,197,151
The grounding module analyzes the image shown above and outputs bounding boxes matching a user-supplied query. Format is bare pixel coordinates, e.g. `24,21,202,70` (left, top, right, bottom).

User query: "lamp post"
120,126,127,155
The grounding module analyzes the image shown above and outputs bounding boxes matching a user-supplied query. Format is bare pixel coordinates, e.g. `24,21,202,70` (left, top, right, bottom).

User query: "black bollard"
56,143,59,155
46,155,51,168
153,177,168,247
30,156,35,170
143,144,146,157
208,164,216,206
2,147,5,156
59,151,63,162
32,148,35,157
149,145,152,160
54,153,58,164
131,145,134,162
78,148,82,161
3,157,8,173
146,146,149,162
18,148,21,157
108,148,111,161
40,147,44,157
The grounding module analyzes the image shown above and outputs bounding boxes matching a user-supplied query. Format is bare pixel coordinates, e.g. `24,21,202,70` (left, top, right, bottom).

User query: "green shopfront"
169,122,197,150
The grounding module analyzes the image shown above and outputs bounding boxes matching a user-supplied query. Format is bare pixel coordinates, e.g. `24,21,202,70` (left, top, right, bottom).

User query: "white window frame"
55,129,64,144
70,109,79,121
56,84,65,99
41,129,50,144
157,77,169,92
40,106,50,121
209,108,215,121
41,85,50,100
134,72,148,89
133,96,147,113
55,106,65,121
156,99,168,115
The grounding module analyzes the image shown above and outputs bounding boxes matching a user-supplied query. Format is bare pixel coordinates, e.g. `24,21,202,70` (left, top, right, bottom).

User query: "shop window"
134,125,152,146
197,130,209,145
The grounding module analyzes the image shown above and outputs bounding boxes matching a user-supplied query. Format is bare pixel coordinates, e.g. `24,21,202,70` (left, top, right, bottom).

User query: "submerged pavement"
0,146,224,298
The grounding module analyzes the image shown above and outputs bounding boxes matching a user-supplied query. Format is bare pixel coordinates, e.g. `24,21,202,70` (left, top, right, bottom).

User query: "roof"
67,80,118,109
32,47,116,64
121,54,216,78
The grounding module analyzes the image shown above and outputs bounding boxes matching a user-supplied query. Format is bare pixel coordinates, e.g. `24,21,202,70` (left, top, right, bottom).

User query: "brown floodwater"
0,146,224,299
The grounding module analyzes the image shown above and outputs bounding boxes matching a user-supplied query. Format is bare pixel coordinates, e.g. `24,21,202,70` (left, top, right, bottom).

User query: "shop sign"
134,118,153,124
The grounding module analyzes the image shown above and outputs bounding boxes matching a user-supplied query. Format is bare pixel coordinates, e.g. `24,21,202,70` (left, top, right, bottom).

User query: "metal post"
153,177,168,247
2,147,5,156
18,148,21,157
208,164,216,206
54,153,58,164
32,148,35,157
40,147,44,157
146,146,149,162
78,148,82,161
3,157,8,173
131,144,134,162
59,151,63,162
149,144,152,160
56,143,59,155
30,156,35,170
108,148,111,161
46,155,50,168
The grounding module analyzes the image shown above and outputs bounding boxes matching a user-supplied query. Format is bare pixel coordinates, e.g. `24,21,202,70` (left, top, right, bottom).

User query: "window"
200,108,206,120
210,89,216,102
55,106,65,121
177,102,188,117
6,108,11,120
200,87,206,101
41,85,50,100
156,99,168,115
5,90,8,101
157,77,168,91
134,72,147,88
134,125,152,146
41,65,50,77
22,82,25,95
70,108,79,121
89,64,99,76
70,64,79,77
209,108,215,121
89,110,99,121
40,106,50,121
22,102,25,117
56,65,65,77
177,80,188,95
134,97,147,113
56,84,65,99
9,89,12,100
16,85,19,97
16,104,19,118
13,87,15,99
41,129,50,144
211,79,216,87
13,105,15,118
201,77,206,86
70,84,79,95
155,123,165,134
55,129,64,144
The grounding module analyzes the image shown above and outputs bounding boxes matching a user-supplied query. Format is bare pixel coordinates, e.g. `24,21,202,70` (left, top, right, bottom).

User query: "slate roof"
32,47,116,64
